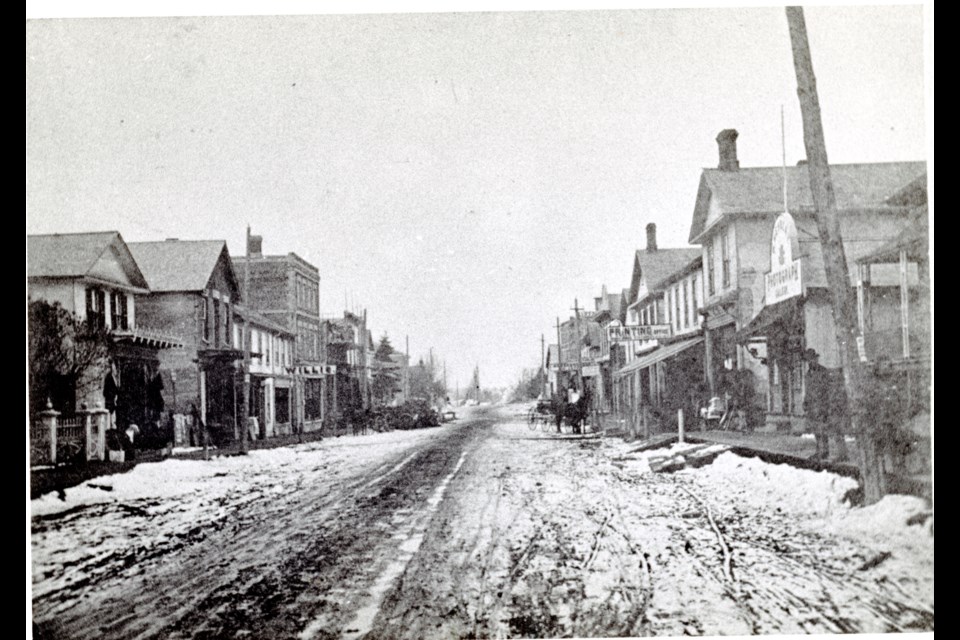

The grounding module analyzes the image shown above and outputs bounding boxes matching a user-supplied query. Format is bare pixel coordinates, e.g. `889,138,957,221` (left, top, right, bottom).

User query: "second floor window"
721,227,731,288
213,299,221,347
110,291,128,330
706,244,716,296
201,297,210,342
691,274,698,320
86,287,106,329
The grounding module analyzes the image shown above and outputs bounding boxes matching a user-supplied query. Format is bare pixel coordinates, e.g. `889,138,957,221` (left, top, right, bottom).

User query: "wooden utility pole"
241,225,251,454
556,317,563,396
786,6,885,502
541,333,547,400
572,299,584,393
404,335,410,402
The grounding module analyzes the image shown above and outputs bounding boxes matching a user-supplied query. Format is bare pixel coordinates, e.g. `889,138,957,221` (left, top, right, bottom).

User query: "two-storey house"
614,224,699,433
28,232,182,428
232,306,296,438
690,128,926,431
128,239,243,443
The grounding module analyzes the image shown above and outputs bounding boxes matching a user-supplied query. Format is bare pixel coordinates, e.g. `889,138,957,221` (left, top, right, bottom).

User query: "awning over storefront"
616,336,704,377
735,297,804,344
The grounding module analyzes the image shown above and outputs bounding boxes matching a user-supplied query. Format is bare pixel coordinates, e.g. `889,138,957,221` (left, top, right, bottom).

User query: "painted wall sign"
765,211,803,305
607,324,672,342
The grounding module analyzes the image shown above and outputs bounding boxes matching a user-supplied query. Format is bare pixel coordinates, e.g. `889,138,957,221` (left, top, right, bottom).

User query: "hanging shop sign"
607,324,673,342
765,211,804,305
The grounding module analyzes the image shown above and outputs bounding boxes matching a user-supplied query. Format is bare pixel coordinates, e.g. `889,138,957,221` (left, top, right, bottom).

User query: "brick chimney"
646,223,658,252
716,129,739,171
248,234,263,258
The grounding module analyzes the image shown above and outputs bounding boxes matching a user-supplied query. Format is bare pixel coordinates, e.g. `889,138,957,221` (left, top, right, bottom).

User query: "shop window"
110,291,128,330
275,387,291,424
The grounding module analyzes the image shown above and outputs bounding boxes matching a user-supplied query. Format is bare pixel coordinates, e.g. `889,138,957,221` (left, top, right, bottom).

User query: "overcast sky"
26,3,930,390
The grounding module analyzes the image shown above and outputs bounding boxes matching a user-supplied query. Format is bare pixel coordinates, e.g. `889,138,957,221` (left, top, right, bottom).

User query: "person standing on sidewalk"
803,349,831,461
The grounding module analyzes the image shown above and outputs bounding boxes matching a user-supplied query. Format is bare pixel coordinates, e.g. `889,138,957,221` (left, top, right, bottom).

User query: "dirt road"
31,406,933,639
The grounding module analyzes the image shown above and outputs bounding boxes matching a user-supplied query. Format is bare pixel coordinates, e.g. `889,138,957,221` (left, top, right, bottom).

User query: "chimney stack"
248,234,263,258
646,223,658,252
716,129,739,171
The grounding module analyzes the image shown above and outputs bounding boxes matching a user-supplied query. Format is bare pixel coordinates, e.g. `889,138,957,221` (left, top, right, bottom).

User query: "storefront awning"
616,336,704,377
735,297,803,344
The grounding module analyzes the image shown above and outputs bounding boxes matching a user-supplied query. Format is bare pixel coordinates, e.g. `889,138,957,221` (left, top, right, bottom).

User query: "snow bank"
31,428,444,518
680,451,858,517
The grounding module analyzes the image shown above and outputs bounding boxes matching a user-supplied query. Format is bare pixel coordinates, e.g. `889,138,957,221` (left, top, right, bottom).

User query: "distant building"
232,234,327,431
617,252,705,431
128,238,243,443
28,231,182,427
614,224,700,434
232,305,296,438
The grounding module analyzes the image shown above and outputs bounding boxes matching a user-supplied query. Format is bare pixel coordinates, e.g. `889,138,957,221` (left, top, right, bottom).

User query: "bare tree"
28,300,112,416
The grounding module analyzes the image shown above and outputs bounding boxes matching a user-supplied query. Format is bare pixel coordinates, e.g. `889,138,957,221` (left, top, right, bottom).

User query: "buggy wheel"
527,410,539,430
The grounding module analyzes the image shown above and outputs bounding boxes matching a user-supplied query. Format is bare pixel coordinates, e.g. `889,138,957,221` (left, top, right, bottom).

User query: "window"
224,302,231,345
706,244,716,296
721,227,731,288
86,287,106,329
110,291,128,330
682,281,689,328
691,274,698,321
676,285,682,330
213,299,221,347
201,297,210,342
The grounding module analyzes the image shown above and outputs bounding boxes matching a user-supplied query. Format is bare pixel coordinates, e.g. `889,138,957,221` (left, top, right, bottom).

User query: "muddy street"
31,406,933,639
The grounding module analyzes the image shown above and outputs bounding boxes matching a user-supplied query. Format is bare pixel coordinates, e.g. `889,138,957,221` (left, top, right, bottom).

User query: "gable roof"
689,161,927,243
27,231,149,290
128,240,238,294
628,247,702,305
649,254,703,291
234,305,294,336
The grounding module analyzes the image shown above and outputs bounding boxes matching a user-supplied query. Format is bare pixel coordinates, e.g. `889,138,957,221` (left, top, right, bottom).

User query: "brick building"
128,239,243,444
232,235,327,431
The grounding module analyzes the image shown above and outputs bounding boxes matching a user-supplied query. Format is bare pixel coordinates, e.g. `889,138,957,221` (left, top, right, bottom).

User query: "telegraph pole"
786,6,885,502
572,299,584,393
241,225,251,454
556,317,563,396
540,333,547,400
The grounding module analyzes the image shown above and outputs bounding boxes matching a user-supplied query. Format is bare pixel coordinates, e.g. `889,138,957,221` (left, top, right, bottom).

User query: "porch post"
899,249,910,359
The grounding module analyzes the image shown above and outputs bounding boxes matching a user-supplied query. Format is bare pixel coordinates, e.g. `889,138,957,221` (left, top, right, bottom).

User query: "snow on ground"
443,413,935,636
30,428,448,606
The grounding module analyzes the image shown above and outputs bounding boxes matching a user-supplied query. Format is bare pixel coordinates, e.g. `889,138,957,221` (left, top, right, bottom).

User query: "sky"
26,2,931,390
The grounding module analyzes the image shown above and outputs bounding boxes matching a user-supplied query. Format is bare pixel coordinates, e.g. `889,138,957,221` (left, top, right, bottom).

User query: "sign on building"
607,324,672,342
581,364,601,377
764,211,803,305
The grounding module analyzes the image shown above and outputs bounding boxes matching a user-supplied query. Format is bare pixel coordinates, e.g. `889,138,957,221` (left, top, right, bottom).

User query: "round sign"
770,211,800,270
